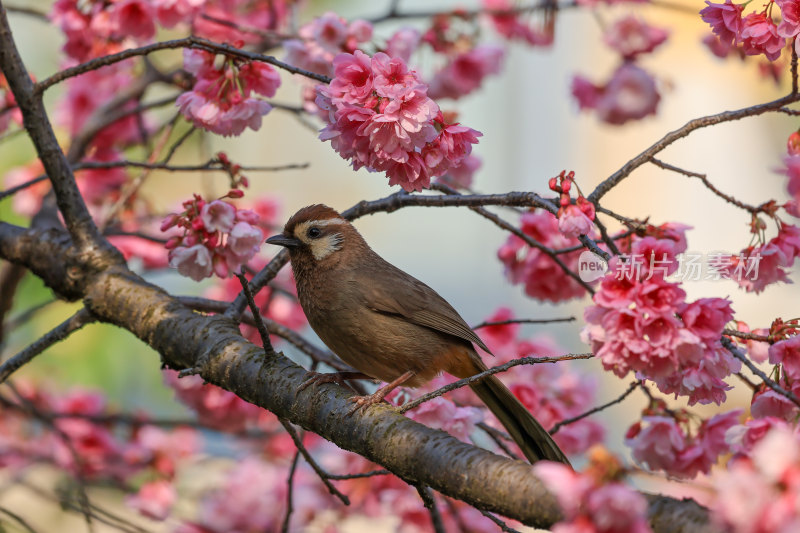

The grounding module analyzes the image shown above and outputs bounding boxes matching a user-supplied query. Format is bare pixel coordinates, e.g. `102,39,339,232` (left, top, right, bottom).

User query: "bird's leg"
347,370,416,415
298,371,373,393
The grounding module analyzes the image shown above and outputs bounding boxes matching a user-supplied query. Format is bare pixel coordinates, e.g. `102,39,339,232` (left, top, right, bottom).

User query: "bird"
266,204,570,465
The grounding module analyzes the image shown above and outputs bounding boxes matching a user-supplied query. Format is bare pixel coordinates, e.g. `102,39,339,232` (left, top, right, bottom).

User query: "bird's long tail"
457,356,571,465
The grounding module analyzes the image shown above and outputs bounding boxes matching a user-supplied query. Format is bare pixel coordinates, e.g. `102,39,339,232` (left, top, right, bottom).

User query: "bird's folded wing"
358,263,492,355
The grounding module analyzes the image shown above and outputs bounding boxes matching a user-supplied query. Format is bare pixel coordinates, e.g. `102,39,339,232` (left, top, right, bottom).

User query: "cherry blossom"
317,51,482,191
125,480,176,521
701,0,745,46
740,13,786,61
603,15,669,59
572,64,660,125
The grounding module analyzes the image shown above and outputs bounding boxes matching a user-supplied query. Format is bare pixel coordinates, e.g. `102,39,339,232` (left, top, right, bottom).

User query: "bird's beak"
266,234,302,248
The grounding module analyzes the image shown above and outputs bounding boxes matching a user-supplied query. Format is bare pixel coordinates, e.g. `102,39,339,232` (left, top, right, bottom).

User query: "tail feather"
470,375,570,465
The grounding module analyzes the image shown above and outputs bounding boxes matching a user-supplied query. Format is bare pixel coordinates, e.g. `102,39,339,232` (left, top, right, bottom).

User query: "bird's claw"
297,371,346,395
346,393,385,415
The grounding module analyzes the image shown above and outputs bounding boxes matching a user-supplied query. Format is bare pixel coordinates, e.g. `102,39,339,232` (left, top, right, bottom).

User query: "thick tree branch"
0,221,716,531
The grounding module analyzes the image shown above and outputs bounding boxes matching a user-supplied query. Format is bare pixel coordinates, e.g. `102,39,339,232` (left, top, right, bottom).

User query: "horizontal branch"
36,36,331,94
0,220,716,531
0,307,96,384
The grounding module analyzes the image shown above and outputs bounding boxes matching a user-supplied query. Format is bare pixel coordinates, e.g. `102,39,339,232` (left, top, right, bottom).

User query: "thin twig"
278,418,350,505
471,317,575,329
479,510,523,533
325,469,391,480
234,270,276,356
281,451,300,533
476,422,520,460
549,381,638,434
648,157,762,213
0,308,97,385
723,328,772,343
721,337,800,408
36,36,331,93
0,174,47,202
589,92,800,204
0,506,40,533
397,353,594,414
415,486,446,533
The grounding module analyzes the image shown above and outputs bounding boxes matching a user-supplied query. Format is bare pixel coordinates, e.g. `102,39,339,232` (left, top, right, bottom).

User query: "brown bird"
266,204,570,465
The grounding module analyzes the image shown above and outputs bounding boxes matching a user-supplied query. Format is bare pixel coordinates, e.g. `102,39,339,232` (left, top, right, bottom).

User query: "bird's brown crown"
283,204,344,235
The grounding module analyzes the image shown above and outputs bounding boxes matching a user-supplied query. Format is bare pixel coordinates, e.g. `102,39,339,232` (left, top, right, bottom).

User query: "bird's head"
266,205,363,267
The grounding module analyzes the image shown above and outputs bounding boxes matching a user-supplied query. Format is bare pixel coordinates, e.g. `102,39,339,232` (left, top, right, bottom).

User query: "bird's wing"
357,258,492,355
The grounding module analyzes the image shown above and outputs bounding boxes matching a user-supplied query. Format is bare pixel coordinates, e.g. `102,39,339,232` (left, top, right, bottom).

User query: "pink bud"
789,131,800,156
226,189,245,199
165,236,181,250
160,213,179,232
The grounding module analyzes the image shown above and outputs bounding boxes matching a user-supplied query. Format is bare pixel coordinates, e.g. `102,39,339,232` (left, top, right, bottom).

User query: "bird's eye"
307,227,322,239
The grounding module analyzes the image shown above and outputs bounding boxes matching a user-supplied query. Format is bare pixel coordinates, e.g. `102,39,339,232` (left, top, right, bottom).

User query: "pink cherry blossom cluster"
50,0,155,61
57,63,147,151
582,223,742,405
701,0,797,61
722,222,800,293
498,209,589,303
316,50,482,191
572,14,665,125
284,12,375,80
175,456,333,533
534,448,653,533
550,170,597,238
162,191,264,281
572,63,661,126
625,408,741,478
603,15,669,59
710,426,800,532
176,49,280,137
482,0,555,46
784,131,800,216
1,383,198,521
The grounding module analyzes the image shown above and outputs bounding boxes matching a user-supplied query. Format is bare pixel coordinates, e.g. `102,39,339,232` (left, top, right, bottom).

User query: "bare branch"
648,157,764,213
549,381,639,435
37,36,331,94
472,317,576,329
721,337,800,408
278,418,350,505
397,353,594,414
589,92,800,204
0,307,97,384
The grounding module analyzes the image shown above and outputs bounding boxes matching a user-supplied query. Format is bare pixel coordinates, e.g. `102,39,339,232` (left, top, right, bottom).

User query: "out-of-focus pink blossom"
125,480,176,521
572,64,660,125
163,370,268,432
109,0,156,40
428,45,504,100
169,244,213,281
603,15,669,59
740,13,786,61
227,222,264,261
701,0,745,45
385,27,421,62
535,454,653,533
750,390,799,420
482,0,554,46
405,397,482,442
769,335,800,379
625,416,686,472
152,0,203,28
